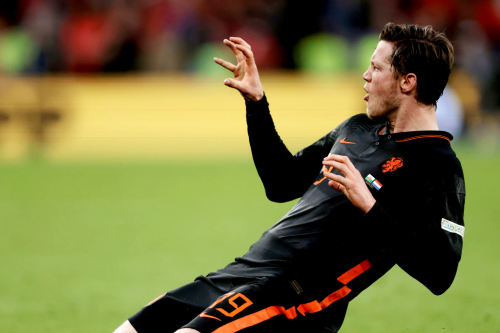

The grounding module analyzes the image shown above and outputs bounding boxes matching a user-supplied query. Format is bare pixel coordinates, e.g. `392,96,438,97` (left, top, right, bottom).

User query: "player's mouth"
363,87,369,101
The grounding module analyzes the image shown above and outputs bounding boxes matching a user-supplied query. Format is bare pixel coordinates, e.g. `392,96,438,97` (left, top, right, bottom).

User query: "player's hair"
379,23,454,106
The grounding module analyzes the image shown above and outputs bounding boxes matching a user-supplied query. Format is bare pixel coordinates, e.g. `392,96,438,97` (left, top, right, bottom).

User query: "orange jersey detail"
313,166,333,185
340,137,356,144
209,259,372,333
337,259,372,284
297,286,351,316
395,135,450,143
208,293,235,309
200,312,221,321
382,157,404,173
216,293,253,317
378,127,386,135
212,305,297,333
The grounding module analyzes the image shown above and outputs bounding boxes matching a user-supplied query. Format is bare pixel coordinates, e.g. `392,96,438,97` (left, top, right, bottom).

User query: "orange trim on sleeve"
395,135,450,143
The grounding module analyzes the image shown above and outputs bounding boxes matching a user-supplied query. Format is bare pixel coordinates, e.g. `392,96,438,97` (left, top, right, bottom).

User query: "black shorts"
128,271,349,333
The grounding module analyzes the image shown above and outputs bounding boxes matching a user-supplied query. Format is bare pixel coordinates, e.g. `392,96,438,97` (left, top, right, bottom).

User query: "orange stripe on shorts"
212,305,297,333
210,259,372,333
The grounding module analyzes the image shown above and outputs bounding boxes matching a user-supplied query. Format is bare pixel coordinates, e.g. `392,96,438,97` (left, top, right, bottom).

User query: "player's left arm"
365,193,464,295
322,154,465,295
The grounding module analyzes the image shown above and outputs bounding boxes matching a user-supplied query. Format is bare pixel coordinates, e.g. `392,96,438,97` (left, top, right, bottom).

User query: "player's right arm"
215,38,344,202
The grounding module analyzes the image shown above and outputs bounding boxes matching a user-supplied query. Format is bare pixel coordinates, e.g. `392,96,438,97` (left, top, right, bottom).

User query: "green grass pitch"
1,148,499,332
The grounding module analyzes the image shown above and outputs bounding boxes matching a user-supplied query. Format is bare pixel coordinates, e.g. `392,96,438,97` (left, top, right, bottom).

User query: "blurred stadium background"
1,0,499,332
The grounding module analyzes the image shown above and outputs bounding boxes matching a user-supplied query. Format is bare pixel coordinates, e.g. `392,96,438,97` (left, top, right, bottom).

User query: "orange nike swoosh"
340,137,356,144
200,312,221,321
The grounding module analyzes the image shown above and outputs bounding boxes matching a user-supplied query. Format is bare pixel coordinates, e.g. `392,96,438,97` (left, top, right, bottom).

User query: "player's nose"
362,69,370,82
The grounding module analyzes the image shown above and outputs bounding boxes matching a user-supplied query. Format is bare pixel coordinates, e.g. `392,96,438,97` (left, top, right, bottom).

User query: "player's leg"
117,274,231,333
181,275,350,333
181,276,297,333
112,321,201,333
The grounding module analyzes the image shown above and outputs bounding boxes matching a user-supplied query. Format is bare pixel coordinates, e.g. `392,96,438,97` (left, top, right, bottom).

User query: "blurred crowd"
1,0,500,112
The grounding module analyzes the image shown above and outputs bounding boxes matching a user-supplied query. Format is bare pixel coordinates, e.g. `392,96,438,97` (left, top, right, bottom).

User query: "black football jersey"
217,95,465,325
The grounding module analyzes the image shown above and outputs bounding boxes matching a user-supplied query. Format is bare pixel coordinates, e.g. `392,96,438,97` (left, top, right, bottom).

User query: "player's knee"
113,320,138,333
175,329,200,333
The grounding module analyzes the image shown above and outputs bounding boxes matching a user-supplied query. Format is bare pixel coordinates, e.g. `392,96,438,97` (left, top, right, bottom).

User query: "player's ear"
400,73,417,94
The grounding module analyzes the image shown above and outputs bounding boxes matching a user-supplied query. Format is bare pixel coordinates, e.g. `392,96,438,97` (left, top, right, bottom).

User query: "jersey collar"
378,122,453,143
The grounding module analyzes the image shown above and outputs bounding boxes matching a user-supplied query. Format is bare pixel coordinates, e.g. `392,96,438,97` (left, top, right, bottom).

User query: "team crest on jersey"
382,157,404,173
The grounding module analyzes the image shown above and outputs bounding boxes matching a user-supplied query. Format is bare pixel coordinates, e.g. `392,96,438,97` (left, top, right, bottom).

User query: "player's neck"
387,100,439,134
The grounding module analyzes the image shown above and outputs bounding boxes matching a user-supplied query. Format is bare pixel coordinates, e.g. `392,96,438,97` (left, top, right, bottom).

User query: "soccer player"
114,23,465,333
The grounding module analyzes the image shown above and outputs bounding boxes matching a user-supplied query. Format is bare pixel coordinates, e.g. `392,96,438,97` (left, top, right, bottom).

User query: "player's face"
362,41,400,119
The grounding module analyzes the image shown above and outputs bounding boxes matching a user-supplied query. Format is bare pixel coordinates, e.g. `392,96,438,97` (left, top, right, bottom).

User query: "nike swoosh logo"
340,137,356,144
200,312,221,321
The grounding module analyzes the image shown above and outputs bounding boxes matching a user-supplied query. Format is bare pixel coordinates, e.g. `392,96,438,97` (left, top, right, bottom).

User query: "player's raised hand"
214,37,264,102
322,154,376,214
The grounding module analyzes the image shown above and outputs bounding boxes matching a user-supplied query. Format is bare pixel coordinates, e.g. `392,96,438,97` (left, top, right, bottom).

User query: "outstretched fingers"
234,44,256,68
223,77,244,91
214,57,236,72
219,36,264,101
229,37,251,49
223,39,245,62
